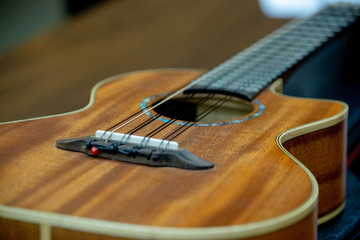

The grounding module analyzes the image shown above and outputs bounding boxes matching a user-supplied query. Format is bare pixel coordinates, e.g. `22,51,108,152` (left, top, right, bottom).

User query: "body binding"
0,70,347,240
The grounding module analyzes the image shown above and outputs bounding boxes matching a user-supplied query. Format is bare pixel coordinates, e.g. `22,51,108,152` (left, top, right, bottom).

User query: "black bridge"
56,135,213,170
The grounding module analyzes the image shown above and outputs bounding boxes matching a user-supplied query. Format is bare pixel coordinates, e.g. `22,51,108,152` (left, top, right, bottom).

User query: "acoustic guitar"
1,4,359,240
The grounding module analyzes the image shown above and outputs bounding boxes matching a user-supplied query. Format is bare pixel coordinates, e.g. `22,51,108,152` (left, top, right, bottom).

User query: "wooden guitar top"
0,70,347,239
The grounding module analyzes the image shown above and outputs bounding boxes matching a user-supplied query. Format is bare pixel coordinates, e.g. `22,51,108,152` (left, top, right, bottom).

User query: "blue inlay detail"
140,94,265,127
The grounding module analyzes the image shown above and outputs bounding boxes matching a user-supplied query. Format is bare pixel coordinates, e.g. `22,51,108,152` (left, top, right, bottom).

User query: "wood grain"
0,218,39,240
283,122,346,218
0,70,347,239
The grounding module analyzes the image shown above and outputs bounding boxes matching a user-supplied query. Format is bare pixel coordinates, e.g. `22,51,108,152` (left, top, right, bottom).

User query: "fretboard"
185,4,360,101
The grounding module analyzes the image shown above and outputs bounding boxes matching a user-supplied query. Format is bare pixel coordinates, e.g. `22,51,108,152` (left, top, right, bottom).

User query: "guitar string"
153,94,231,151
100,108,146,140
104,109,144,132
115,93,214,147
125,93,196,136
103,5,357,144
136,94,214,148
102,28,302,143
119,93,197,145
198,8,345,99
101,91,226,149
173,6,356,116
196,5,359,100
101,93,190,141
103,14,309,141
165,95,231,142
104,78,207,142
118,113,163,145
141,94,230,150
141,94,214,139
103,26,302,142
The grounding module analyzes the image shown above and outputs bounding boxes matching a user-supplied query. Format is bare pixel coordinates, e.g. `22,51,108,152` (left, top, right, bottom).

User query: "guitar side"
271,81,347,224
0,70,347,240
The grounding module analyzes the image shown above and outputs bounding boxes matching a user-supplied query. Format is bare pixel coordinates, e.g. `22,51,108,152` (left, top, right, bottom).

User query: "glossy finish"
0,70,347,239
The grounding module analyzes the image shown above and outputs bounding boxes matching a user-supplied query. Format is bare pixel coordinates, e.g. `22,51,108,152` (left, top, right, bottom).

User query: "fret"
186,4,360,101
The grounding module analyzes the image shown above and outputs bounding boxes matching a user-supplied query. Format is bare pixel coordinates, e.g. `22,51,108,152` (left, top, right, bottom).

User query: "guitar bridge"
56,131,213,170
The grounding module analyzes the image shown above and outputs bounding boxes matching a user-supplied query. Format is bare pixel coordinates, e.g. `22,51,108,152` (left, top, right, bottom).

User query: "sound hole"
151,93,255,123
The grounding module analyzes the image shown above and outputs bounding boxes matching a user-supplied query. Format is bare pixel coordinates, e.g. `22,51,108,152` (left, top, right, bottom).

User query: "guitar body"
0,70,347,240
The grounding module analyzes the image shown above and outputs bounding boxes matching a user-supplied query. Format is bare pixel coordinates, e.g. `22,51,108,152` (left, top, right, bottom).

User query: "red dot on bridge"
90,146,99,156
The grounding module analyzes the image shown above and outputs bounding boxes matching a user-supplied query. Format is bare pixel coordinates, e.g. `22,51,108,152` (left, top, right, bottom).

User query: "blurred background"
0,0,101,54
1,0,359,55
0,0,289,122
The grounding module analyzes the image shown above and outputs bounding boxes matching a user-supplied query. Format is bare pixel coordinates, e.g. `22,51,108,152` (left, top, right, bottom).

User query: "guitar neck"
186,4,360,100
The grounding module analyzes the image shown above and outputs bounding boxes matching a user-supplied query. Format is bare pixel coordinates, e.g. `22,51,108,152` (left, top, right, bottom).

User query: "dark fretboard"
185,4,360,101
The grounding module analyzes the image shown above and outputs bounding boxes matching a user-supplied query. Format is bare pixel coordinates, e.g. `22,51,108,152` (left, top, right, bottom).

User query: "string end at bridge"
95,130,179,151
56,134,213,170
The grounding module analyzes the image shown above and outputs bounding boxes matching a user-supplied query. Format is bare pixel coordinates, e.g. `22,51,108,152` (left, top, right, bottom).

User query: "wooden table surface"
0,0,287,123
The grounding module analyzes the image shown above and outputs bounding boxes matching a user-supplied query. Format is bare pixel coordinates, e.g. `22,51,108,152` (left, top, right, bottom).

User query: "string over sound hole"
148,93,258,124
